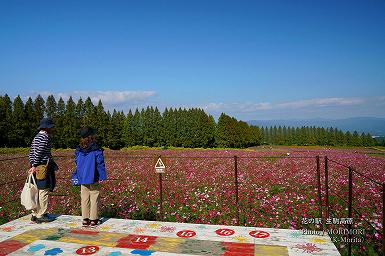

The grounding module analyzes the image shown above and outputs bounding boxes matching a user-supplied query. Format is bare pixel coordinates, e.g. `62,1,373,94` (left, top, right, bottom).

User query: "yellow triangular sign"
155,158,165,173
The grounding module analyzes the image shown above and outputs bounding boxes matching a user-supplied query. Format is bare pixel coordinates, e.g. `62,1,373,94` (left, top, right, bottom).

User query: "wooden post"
325,156,329,219
348,167,353,256
382,183,385,255
316,156,323,228
159,172,163,220
234,156,240,225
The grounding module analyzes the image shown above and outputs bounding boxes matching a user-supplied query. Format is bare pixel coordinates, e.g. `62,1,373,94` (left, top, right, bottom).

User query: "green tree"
345,131,352,146
46,95,57,119
83,97,96,127
54,97,66,148
24,97,35,145
141,106,162,147
132,108,144,146
76,98,85,127
162,108,176,146
122,110,134,147
95,100,109,147
195,109,216,148
0,94,12,146
62,97,79,148
351,131,362,147
216,113,239,148
9,95,26,147
33,95,46,129
108,109,125,149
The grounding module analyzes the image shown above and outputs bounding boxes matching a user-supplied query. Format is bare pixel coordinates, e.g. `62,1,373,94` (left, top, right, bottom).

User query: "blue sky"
0,0,384,121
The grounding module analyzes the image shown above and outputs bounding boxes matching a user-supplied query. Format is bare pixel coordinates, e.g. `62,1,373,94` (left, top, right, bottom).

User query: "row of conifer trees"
0,94,377,149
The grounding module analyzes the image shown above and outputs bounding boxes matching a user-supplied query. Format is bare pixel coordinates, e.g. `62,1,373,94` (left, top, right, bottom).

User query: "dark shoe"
36,215,51,223
31,215,37,222
90,219,99,226
82,218,90,227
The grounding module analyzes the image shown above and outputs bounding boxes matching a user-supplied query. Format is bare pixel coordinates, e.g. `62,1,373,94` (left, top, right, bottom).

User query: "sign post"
155,158,165,173
155,157,166,220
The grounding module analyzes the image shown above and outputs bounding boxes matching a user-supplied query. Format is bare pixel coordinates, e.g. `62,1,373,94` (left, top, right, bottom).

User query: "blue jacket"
75,142,107,185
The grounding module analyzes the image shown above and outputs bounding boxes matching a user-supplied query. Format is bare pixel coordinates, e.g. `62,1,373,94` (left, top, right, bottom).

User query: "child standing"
75,127,107,226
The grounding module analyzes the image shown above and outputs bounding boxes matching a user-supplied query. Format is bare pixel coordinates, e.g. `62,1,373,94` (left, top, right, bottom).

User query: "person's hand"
28,166,36,175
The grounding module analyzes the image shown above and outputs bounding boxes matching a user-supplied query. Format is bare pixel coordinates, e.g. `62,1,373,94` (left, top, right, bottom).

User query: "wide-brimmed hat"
38,118,55,129
80,127,97,138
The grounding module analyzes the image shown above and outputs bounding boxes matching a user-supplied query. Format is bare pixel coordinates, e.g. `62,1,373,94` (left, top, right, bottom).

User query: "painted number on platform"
177,230,196,238
215,228,235,236
134,236,149,243
76,246,100,255
249,230,270,239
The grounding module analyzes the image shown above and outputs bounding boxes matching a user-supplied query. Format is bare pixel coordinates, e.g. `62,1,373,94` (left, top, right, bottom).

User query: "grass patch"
0,147,77,154
270,185,286,195
369,147,385,152
0,147,30,154
366,153,385,158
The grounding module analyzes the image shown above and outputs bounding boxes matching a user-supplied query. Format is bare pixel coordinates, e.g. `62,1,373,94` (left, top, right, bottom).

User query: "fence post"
316,156,322,228
382,183,385,256
348,167,353,256
325,156,329,219
159,155,163,221
234,155,240,225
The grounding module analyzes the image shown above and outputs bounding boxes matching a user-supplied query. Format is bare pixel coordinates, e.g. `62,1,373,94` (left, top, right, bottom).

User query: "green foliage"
0,147,30,154
270,185,285,195
107,110,125,149
0,94,12,146
216,113,261,148
9,95,26,147
0,94,377,149
261,125,376,147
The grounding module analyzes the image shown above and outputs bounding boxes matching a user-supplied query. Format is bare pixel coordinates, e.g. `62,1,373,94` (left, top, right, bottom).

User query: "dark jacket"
35,161,58,191
75,142,107,185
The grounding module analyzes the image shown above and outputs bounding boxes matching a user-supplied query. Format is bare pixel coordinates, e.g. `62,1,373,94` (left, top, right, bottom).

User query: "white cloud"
27,90,156,104
239,102,273,112
203,102,226,111
202,97,365,113
74,90,156,104
276,97,365,109
203,102,272,112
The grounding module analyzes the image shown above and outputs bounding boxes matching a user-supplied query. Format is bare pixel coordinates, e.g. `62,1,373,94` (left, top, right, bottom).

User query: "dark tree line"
0,94,260,149
260,126,376,147
0,94,377,149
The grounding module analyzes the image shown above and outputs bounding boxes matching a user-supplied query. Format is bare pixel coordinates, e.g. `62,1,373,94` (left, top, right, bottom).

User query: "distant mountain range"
247,117,385,136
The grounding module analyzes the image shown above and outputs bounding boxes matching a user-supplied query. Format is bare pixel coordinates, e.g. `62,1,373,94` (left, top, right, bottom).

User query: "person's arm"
96,151,107,181
28,146,36,174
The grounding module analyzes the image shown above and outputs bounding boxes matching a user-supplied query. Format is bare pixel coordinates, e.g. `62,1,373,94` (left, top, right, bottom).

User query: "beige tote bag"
20,173,39,210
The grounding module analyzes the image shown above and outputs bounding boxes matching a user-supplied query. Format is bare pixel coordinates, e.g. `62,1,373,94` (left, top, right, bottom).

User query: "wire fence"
0,151,384,255
325,156,384,255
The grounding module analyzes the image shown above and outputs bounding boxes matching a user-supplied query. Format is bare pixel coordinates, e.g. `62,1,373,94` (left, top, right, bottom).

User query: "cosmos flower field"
0,147,384,254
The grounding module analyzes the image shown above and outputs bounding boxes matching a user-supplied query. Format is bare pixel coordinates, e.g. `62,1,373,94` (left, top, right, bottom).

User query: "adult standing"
28,117,58,223
75,127,107,226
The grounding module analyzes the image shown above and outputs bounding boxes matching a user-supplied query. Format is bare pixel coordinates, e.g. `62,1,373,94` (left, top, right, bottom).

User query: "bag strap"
27,173,37,186
30,173,37,186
